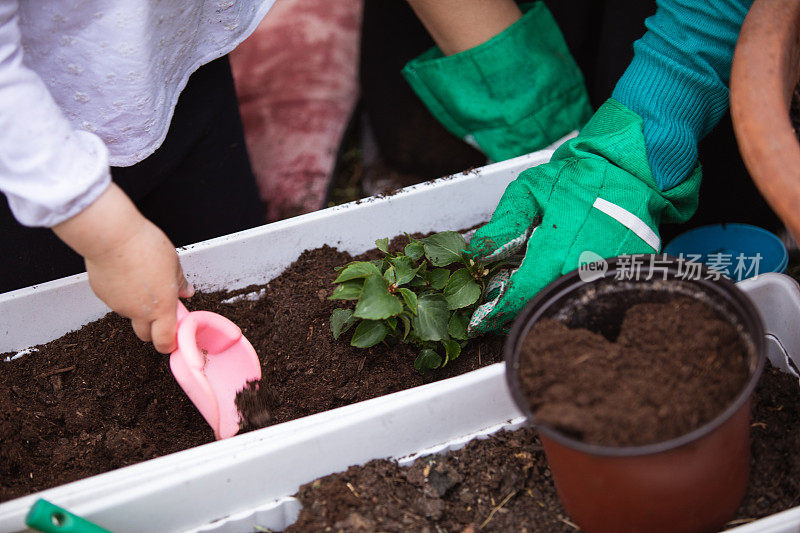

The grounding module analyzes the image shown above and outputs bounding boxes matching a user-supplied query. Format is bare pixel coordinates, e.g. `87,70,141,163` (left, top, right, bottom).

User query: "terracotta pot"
504,257,765,533
730,0,800,240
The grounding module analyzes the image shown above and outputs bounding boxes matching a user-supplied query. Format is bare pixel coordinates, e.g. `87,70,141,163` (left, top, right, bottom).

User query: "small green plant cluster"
329,231,498,373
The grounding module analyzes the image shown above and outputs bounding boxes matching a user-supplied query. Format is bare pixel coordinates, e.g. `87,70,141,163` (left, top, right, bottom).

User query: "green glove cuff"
552,98,700,227
402,2,592,162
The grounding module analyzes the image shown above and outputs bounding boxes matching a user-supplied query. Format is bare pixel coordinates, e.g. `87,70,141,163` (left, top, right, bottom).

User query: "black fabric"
359,0,487,177
0,55,264,293
360,0,781,239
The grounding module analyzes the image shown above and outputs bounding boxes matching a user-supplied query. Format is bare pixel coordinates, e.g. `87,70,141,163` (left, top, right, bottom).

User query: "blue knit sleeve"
612,0,752,191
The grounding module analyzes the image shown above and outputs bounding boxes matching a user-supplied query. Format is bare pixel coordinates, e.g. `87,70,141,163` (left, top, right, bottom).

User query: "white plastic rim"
0,139,569,355
190,418,529,533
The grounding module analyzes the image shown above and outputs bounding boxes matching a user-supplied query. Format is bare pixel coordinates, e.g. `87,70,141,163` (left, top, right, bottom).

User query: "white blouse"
1,0,275,227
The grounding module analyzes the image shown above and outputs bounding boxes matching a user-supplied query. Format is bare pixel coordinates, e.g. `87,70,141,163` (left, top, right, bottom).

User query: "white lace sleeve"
0,0,110,228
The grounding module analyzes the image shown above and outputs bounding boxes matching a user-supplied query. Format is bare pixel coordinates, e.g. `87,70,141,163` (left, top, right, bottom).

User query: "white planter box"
0,144,558,533
2,136,800,532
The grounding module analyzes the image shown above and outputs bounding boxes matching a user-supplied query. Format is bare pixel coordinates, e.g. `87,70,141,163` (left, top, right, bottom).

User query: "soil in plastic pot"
0,235,503,502
285,366,800,532
519,296,750,446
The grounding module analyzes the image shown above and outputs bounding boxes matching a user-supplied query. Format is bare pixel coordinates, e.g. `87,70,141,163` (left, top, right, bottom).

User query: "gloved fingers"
468,224,562,335
467,169,544,262
483,268,511,302
488,203,658,337
470,224,535,264
468,263,518,335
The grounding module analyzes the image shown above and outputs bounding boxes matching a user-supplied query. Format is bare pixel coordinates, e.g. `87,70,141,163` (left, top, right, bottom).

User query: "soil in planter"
738,364,800,521
287,427,568,533
284,366,800,532
0,235,503,503
518,297,750,447
235,380,278,432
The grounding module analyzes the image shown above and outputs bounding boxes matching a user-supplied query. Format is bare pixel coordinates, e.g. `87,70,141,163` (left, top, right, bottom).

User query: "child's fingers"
177,264,195,298
151,313,178,354
131,318,152,343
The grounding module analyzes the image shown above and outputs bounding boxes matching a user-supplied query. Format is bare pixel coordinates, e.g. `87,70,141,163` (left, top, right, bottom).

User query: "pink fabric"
231,0,362,221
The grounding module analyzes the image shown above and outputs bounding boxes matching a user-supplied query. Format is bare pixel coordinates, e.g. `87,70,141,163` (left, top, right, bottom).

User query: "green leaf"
404,241,425,261
391,256,419,285
398,288,418,314
385,316,398,330
443,268,481,310
422,232,467,267
409,262,428,287
448,310,470,340
427,268,450,291
335,261,382,283
330,309,357,340
329,280,364,300
354,274,403,320
383,265,397,285
412,293,450,341
351,320,388,348
375,237,390,254
414,348,442,373
442,339,462,365
399,314,412,340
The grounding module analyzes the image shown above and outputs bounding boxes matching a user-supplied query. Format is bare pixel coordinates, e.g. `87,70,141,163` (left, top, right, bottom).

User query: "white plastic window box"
3,135,800,532
0,141,561,533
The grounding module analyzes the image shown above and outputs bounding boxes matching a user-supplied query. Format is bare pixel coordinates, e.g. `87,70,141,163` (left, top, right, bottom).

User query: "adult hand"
52,183,194,353
467,99,700,335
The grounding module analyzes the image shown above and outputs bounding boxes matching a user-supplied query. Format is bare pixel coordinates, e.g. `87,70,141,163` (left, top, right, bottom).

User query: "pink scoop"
170,302,261,440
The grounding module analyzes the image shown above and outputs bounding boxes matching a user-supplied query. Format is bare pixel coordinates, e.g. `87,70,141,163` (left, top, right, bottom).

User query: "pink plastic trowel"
170,302,261,440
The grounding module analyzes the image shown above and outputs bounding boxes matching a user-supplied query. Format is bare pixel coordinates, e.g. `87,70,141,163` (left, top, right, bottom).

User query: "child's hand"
53,183,194,353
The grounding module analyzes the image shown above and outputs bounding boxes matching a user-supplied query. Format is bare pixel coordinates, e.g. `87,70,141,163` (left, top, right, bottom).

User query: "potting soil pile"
0,235,503,502
284,366,800,532
519,297,750,446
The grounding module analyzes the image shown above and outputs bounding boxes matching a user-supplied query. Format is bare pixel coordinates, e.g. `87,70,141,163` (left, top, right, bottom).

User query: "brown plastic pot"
504,257,765,533
730,0,800,240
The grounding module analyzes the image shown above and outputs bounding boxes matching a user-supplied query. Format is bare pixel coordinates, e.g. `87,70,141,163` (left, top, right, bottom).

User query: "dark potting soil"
519,297,750,447
0,235,503,503
284,366,800,532
235,380,277,433
286,428,568,533
737,364,800,521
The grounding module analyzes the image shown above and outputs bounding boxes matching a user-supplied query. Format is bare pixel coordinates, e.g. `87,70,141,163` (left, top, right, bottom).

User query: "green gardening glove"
467,98,701,335
402,2,592,162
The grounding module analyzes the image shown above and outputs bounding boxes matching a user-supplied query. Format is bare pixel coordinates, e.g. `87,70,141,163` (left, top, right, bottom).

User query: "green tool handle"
25,499,112,533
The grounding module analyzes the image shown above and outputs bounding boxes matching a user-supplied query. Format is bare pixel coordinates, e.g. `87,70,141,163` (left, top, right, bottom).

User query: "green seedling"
329,231,504,374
